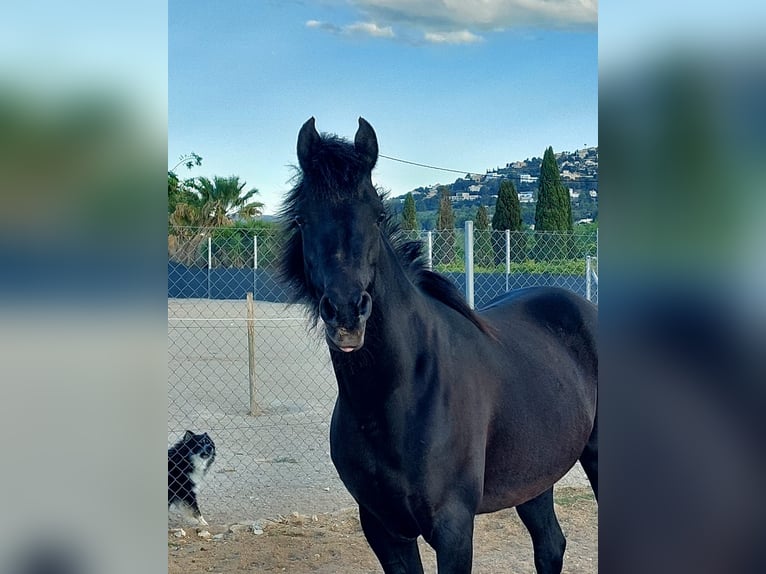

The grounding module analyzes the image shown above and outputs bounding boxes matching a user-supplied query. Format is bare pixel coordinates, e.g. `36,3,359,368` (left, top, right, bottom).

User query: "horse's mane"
382,217,493,336
279,132,492,337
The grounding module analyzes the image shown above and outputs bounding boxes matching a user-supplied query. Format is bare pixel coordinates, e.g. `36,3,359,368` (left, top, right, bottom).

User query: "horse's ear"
297,117,320,172
354,117,378,171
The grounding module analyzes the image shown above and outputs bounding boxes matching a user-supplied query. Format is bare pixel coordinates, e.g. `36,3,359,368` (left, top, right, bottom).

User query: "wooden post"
246,292,260,416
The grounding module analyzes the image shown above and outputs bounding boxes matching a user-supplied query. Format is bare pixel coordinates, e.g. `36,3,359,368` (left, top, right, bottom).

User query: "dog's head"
182,430,216,461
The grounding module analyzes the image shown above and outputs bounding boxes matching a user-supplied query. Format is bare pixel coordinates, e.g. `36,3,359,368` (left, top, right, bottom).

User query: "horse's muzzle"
319,291,372,352
324,325,367,353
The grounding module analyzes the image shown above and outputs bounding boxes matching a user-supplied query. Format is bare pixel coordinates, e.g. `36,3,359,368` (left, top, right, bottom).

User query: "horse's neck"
331,238,425,403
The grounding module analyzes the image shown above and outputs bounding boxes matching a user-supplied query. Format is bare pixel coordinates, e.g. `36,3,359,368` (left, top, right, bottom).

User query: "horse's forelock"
294,134,372,202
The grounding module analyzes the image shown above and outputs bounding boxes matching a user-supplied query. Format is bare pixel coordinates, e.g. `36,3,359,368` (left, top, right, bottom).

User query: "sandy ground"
168,486,596,573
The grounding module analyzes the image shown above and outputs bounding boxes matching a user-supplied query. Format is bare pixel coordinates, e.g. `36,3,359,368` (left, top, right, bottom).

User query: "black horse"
281,117,598,573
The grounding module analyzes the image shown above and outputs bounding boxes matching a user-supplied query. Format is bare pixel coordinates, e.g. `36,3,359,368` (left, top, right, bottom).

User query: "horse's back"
479,286,598,377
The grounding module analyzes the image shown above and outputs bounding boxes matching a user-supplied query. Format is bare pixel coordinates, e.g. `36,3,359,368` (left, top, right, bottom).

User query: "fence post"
427,231,433,270
586,255,592,302
464,220,474,309
246,292,261,416
207,236,212,299
253,235,258,298
505,229,511,292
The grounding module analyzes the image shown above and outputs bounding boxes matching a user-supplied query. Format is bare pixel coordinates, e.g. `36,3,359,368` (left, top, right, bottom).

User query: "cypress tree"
435,187,456,265
475,204,490,230
492,179,522,232
535,147,572,231
474,205,492,268
401,192,418,233
492,179,525,262
534,147,573,259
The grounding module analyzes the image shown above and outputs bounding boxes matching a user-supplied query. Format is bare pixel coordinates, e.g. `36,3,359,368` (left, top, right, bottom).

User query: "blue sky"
169,0,597,215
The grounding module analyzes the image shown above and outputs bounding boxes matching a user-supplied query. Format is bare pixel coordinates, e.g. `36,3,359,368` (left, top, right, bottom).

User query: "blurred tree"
401,192,418,232
435,187,456,265
475,204,490,230
474,204,493,268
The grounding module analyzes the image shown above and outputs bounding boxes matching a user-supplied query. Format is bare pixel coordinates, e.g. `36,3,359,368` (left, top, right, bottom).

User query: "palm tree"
192,175,264,223
169,175,263,265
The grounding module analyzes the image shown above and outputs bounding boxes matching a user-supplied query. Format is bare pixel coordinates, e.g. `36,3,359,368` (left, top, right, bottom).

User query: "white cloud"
424,29,483,44
346,21,395,38
305,19,343,34
307,0,595,46
306,20,395,39
351,0,597,30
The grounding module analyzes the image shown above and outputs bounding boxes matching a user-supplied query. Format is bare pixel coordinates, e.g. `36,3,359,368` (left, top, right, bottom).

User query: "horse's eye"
294,216,305,227
377,212,385,224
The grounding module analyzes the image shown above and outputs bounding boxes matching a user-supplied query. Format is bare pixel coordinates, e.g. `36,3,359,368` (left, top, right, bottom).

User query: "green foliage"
435,187,455,230
401,192,418,231
168,153,203,216
534,147,573,260
192,175,264,222
475,205,490,230
435,187,456,265
209,220,280,270
492,179,522,231
535,147,572,232
170,152,202,173
492,180,525,263
168,173,200,216
434,259,585,276
168,172,267,266
474,205,493,267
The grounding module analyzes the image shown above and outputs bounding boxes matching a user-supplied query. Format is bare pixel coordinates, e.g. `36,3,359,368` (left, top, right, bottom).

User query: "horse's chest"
330,417,425,537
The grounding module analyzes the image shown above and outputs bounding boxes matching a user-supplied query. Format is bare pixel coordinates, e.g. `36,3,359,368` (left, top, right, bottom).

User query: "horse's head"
285,117,385,353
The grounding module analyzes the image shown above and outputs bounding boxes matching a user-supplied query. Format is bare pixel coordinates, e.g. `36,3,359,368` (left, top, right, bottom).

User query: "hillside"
389,147,598,229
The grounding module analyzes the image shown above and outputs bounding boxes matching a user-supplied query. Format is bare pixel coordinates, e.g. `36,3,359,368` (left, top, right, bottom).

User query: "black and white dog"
168,430,216,525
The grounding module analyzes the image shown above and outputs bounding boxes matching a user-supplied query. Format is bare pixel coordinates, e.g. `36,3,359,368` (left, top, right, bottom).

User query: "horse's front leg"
427,503,476,574
359,505,424,574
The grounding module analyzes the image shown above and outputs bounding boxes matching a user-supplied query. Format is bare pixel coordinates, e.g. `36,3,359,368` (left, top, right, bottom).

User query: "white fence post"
253,235,258,298
585,254,598,303
505,229,511,292
207,236,212,299
246,291,260,416
427,231,433,270
465,221,474,309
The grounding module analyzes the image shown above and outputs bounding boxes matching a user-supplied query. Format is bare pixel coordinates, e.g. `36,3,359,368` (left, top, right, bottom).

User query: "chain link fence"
168,224,598,523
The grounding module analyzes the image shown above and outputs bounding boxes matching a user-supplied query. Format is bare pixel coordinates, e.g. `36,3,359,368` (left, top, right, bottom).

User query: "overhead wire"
378,153,598,183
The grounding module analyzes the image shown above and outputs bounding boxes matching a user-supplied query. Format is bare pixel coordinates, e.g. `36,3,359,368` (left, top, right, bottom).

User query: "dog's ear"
183,430,195,441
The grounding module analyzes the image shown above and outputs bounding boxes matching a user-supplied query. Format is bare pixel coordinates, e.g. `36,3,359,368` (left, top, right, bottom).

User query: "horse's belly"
479,416,592,512
479,458,579,513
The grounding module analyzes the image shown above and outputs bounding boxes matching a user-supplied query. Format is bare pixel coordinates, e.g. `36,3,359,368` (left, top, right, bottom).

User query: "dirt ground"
168,486,597,573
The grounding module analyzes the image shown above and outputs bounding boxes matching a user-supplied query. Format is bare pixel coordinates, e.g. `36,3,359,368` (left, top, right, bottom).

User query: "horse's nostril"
358,292,372,319
319,295,337,323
